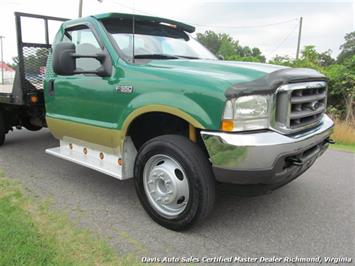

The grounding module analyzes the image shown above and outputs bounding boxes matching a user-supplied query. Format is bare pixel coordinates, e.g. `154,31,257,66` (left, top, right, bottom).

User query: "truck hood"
144,59,327,98
146,59,286,86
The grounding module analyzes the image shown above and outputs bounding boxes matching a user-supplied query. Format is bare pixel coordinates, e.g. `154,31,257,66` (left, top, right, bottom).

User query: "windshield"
111,33,217,60
101,18,217,61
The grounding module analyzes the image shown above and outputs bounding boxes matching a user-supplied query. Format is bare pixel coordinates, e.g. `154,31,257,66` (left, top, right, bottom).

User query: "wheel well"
127,112,207,153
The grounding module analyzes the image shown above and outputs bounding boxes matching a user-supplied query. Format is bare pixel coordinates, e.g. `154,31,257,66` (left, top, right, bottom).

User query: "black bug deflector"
225,68,328,99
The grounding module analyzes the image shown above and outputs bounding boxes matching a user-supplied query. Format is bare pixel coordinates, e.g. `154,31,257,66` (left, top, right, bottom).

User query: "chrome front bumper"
201,115,334,186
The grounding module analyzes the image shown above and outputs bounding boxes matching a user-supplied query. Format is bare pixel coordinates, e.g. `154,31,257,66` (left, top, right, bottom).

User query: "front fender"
119,92,214,136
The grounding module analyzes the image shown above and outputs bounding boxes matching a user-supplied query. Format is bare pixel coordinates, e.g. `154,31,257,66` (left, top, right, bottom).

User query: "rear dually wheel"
0,111,5,146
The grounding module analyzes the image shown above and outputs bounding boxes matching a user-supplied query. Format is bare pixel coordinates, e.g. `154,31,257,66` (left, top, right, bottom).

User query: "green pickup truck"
0,12,334,230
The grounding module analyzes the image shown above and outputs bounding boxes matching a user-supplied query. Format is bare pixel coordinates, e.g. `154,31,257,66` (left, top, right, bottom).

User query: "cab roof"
93,13,195,33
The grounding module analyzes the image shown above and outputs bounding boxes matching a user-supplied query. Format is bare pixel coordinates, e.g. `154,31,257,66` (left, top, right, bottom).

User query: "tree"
318,50,335,67
196,31,222,55
337,31,355,64
196,30,266,62
325,56,355,122
218,33,238,58
268,55,293,66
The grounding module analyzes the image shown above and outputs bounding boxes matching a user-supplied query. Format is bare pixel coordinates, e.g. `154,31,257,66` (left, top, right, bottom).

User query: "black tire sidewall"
134,135,215,230
24,124,42,131
0,111,5,146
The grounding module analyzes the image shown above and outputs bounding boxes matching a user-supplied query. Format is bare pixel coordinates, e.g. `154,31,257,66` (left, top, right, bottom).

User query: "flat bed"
0,12,67,143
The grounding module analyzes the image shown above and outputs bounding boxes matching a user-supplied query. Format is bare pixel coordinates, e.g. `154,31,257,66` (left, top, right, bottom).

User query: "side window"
63,26,102,72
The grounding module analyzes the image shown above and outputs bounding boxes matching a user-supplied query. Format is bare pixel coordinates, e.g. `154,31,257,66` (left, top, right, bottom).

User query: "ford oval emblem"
310,101,320,110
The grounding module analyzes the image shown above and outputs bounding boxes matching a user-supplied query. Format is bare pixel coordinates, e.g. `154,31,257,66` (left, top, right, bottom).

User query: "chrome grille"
273,81,327,133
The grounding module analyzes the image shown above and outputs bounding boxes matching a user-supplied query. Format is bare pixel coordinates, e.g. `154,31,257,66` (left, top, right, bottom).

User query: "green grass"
0,176,142,266
330,143,355,153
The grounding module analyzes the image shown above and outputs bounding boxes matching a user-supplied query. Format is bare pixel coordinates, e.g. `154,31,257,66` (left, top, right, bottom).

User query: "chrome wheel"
143,154,190,218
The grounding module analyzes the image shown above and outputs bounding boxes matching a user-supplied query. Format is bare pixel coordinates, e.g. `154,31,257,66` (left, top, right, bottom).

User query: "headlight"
221,95,270,131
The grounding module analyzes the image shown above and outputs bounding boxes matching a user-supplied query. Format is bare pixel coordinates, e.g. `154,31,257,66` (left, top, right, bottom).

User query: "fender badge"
116,85,133,94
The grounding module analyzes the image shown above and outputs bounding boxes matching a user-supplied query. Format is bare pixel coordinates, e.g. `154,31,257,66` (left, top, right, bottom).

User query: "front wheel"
134,135,215,231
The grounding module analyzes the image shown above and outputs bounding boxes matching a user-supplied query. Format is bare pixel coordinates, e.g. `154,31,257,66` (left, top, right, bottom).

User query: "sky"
0,0,354,63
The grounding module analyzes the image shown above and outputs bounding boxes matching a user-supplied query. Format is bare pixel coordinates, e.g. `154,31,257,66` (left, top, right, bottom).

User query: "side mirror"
52,42,76,75
52,42,112,77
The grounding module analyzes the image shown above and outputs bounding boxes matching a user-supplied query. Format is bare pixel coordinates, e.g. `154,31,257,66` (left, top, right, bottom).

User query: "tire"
0,111,5,146
23,119,42,131
24,124,42,131
134,135,215,231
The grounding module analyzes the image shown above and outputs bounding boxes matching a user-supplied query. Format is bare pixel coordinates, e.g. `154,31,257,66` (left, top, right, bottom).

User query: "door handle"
48,79,55,96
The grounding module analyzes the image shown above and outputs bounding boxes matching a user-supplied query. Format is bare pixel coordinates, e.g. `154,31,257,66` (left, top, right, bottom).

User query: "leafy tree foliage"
196,31,222,55
337,31,355,64
325,56,355,121
196,30,266,62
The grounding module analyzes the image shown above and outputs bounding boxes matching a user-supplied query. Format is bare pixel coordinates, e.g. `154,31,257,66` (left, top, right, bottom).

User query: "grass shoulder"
0,174,143,266
330,119,355,153
330,143,355,153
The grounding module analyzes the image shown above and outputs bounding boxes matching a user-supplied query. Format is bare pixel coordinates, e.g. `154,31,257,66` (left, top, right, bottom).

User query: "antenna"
132,14,135,63
296,17,303,59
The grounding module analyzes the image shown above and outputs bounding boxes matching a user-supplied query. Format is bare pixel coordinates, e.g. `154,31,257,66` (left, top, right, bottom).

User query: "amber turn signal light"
221,120,234,131
30,95,38,103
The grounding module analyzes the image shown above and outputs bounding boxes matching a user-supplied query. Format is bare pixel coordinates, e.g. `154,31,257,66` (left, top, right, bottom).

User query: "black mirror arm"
73,70,97,75
70,52,111,77
72,53,106,64
72,67,109,77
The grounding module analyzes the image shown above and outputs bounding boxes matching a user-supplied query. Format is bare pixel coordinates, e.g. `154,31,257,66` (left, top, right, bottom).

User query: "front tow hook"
286,157,304,166
325,138,336,144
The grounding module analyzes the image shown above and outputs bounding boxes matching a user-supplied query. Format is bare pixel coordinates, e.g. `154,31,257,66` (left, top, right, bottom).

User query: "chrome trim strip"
46,142,123,179
45,140,136,180
277,81,327,91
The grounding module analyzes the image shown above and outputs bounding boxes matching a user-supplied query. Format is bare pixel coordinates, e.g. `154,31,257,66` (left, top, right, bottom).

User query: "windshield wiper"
134,54,201,60
173,55,200,59
134,54,180,59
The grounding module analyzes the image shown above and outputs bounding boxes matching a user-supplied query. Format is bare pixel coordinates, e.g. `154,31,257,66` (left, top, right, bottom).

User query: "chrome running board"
46,140,123,179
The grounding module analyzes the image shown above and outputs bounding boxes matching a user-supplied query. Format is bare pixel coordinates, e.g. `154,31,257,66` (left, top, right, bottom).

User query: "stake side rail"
0,12,68,107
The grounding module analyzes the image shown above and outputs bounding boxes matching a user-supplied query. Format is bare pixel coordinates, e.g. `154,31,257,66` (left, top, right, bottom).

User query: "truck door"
46,24,119,138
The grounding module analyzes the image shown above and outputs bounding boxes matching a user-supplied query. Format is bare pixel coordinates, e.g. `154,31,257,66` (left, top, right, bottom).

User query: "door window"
62,26,102,72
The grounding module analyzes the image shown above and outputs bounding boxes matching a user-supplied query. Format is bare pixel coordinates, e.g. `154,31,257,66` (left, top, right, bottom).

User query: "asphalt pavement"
0,129,353,264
